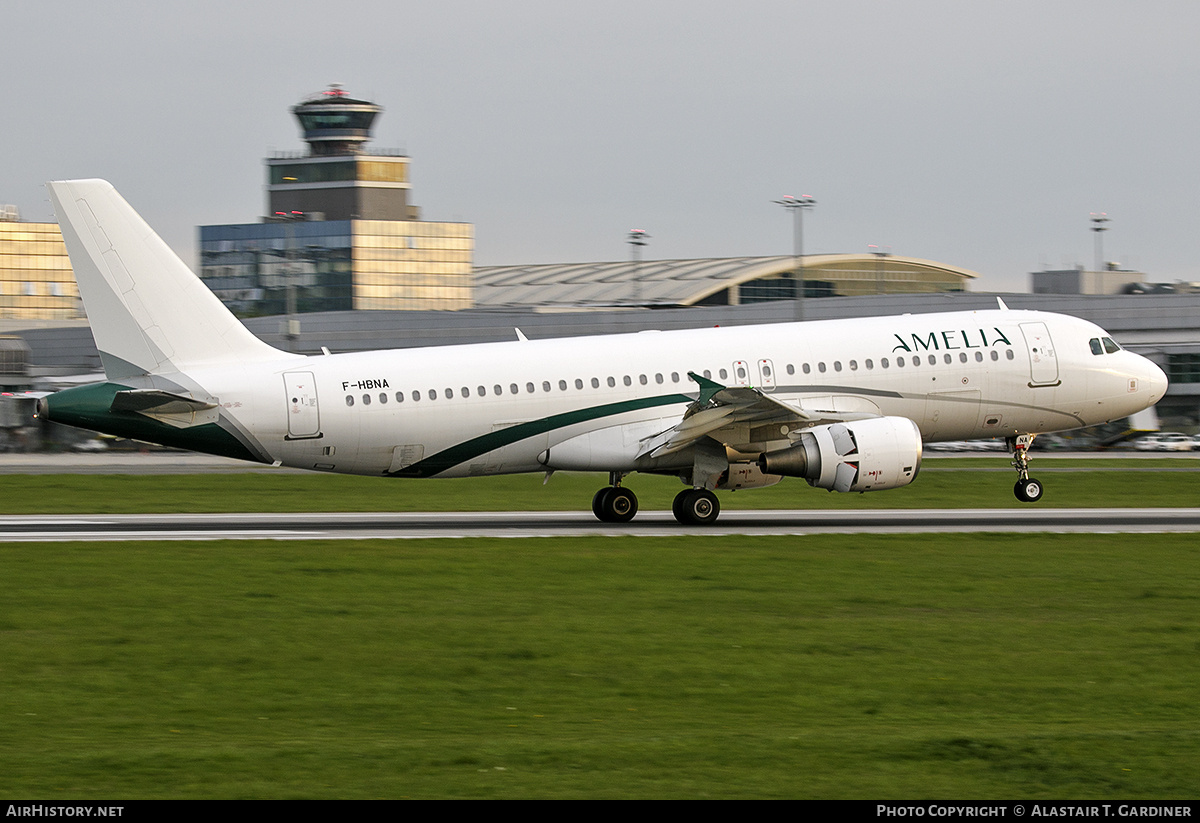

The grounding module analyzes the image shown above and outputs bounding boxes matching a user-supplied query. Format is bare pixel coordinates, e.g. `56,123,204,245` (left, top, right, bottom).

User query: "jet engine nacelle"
757,416,922,493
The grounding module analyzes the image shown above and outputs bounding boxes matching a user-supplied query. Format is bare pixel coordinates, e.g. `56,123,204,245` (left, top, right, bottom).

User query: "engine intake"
758,417,922,492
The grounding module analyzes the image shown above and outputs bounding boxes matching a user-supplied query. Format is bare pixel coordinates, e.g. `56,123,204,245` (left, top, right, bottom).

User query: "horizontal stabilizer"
110,389,218,415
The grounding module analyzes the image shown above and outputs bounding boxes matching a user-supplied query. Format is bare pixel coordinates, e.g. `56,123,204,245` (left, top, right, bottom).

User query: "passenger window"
429,389,438,400
1006,350,1015,360
959,353,967,363
975,352,983,362
881,358,889,368
623,376,632,386
833,361,842,372
655,373,663,384
362,394,371,405
818,362,827,373
345,396,354,406
395,392,404,403
510,384,518,395
671,372,680,382
639,374,648,385
849,360,857,371
786,364,795,375
542,381,551,392
575,379,583,390
445,388,454,399
943,354,951,364
865,359,873,370
413,390,422,401
526,382,535,393
802,364,811,375
928,355,936,365
379,393,388,404
990,350,999,361
591,378,600,389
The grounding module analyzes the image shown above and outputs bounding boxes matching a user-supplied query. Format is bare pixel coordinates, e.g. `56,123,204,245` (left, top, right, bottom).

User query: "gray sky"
5,0,1198,292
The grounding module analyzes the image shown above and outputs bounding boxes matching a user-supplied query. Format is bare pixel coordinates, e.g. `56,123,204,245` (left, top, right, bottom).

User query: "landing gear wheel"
592,486,638,522
673,488,720,525
1014,478,1044,503
592,487,613,520
1007,434,1044,504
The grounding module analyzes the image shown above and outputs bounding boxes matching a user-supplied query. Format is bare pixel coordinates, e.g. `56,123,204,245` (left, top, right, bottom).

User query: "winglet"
688,371,724,405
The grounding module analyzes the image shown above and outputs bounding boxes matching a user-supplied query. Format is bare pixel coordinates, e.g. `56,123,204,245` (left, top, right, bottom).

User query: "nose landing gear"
1008,434,1044,503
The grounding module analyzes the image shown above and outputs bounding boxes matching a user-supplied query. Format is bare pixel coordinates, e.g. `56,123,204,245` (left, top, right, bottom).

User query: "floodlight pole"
774,194,816,321
1090,212,1110,275
628,228,650,305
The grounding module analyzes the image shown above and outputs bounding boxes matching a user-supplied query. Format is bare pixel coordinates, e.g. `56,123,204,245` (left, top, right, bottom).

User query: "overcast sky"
5,1,1198,292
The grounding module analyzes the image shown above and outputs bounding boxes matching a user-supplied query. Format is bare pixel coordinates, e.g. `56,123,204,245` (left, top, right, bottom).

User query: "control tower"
266,84,418,221
200,86,472,316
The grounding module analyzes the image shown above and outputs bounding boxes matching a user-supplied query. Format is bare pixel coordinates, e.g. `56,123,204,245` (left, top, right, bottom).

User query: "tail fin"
47,179,284,379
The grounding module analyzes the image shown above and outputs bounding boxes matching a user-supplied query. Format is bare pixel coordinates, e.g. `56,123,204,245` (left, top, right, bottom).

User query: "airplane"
37,179,1168,524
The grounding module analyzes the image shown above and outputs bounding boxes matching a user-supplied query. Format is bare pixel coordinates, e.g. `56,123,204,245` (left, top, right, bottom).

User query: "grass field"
1,463,1198,798
1,533,1198,798
2,458,1198,513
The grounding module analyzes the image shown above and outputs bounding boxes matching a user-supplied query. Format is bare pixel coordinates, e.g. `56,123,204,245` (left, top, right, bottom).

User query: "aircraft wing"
638,372,877,459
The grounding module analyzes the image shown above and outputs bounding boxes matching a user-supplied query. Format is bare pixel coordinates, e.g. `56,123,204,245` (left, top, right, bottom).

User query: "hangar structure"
473,253,978,309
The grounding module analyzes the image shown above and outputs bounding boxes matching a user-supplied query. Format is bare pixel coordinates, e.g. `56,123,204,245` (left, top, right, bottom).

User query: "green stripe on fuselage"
44,382,266,463
388,392,693,478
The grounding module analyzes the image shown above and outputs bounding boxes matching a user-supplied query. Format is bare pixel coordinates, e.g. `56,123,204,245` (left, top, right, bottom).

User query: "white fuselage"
184,308,1166,479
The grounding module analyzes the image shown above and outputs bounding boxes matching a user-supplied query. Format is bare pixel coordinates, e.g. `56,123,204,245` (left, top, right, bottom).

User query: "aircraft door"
733,360,752,387
757,359,777,390
284,371,321,439
1019,322,1060,386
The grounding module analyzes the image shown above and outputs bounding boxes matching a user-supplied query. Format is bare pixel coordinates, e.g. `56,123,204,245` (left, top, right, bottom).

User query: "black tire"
605,487,638,522
674,488,720,525
1014,478,1044,503
593,486,638,522
592,487,614,521
672,489,688,522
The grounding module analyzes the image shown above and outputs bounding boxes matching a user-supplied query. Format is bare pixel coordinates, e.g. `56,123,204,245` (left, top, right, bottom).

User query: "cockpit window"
1090,337,1123,355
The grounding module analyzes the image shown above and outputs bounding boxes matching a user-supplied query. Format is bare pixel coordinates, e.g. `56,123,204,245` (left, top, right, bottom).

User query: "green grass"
1,461,1197,513
1,534,1198,798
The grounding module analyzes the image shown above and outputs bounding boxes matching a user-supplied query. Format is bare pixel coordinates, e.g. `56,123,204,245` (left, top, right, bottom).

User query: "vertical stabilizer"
47,179,285,379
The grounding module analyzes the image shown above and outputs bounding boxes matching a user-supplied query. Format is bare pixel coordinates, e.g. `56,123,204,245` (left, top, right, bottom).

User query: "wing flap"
638,371,880,459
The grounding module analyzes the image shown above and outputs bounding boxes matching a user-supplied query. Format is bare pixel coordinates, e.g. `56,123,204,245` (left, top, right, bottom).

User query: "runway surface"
6,508,1200,541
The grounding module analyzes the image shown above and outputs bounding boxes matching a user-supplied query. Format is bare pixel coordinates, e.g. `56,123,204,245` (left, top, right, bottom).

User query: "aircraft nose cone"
1142,358,1168,404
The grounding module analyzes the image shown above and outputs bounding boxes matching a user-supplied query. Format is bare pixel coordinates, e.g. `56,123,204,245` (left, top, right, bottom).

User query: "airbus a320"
38,180,1168,524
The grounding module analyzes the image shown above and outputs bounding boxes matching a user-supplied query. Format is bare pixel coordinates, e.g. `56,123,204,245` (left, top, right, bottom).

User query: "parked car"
1133,433,1193,452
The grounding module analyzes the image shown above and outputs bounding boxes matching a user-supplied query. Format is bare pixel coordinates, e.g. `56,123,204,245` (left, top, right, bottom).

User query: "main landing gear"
590,474,722,525
672,488,720,525
1008,434,1044,503
592,473,638,522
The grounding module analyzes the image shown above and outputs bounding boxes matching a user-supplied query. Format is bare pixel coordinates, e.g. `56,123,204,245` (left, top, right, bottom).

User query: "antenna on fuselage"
996,297,1010,310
